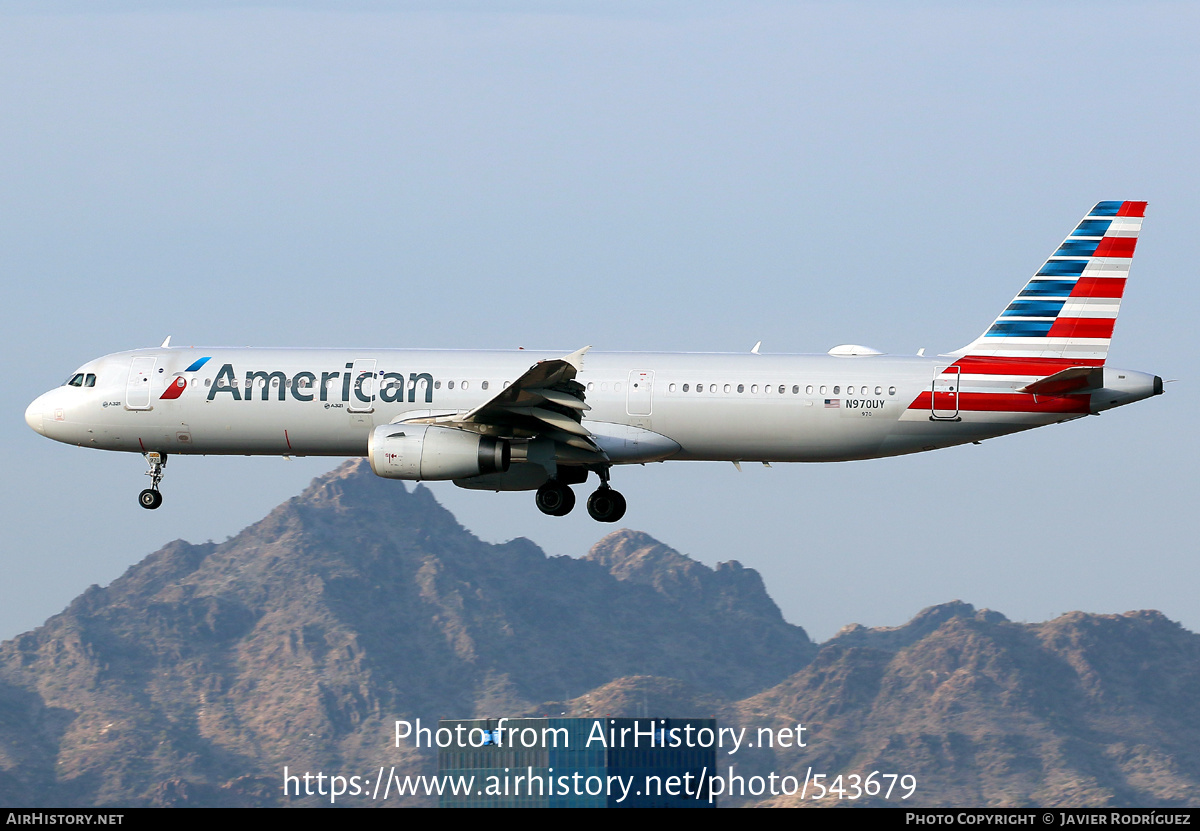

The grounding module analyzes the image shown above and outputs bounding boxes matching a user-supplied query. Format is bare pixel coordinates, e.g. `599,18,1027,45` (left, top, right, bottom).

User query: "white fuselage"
28,345,1146,467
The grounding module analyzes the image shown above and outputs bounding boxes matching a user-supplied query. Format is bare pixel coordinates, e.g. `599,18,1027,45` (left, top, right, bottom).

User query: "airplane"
26,201,1163,523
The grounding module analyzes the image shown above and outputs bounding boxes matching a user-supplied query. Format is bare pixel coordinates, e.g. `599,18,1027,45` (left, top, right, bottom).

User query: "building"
437,717,718,808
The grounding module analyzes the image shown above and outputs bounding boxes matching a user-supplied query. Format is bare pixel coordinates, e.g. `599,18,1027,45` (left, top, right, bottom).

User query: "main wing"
400,346,606,457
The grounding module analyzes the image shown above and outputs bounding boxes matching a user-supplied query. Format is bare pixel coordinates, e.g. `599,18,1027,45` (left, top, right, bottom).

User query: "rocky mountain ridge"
1,461,1195,807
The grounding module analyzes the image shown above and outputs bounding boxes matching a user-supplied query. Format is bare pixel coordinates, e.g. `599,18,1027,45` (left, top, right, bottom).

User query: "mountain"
734,603,1200,806
0,461,813,806
1,461,1196,808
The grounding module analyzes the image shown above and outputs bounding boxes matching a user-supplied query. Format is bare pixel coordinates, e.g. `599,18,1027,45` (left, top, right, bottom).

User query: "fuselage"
24,345,1161,466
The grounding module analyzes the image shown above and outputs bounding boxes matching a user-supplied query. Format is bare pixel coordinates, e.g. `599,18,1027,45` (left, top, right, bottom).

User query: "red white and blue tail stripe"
905,202,1145,423
952,200,1145,362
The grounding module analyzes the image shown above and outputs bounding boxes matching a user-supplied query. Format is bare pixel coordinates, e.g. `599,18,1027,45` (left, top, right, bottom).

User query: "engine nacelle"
368,424,510,481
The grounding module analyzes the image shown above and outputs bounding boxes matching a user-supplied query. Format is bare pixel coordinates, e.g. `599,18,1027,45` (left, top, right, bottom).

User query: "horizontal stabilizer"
1019,366,1103,396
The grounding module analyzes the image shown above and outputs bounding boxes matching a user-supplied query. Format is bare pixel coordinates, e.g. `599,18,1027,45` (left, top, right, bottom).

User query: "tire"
587,488,626,523
535,482,573,516
139,489,162,510
554,486,576,516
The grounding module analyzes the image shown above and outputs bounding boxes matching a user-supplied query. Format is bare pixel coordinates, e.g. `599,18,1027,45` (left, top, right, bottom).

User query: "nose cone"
25,395,46,435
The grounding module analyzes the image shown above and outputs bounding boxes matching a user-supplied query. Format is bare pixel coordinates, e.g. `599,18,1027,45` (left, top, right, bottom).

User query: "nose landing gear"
139,452,166,510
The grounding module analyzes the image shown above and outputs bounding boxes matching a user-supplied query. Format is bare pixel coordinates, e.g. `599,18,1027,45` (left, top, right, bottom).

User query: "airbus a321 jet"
27,201,1163,522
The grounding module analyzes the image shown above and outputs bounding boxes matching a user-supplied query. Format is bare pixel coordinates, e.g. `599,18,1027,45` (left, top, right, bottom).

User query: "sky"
2,1,1197,644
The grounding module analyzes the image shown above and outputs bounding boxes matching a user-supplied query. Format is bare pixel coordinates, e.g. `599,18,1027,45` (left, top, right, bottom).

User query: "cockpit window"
84,374,97,387
67,374,85,387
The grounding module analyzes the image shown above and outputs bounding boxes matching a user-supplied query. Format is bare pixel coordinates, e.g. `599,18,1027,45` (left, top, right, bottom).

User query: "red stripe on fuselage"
951,357,1105,376
908,391,1089,414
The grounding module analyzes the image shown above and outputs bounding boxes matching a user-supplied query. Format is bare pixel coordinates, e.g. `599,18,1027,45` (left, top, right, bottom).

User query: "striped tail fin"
951,200,1146,364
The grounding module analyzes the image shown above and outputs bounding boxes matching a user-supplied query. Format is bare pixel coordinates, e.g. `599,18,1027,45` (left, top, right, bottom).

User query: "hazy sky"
3,1,1196,643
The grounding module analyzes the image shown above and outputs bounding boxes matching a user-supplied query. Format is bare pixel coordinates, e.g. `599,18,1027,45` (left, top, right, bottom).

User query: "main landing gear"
534,466,627,523
139,452,166,510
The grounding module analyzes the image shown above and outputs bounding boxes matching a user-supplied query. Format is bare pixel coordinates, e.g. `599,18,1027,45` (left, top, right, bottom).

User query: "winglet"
160,336,172,348
751,341,761,354
561,345,591,371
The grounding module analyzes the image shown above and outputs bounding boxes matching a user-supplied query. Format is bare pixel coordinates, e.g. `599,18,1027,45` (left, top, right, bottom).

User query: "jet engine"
368,424,510,481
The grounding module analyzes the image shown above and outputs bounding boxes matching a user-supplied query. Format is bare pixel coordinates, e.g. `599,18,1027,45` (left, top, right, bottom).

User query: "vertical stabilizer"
951,201,1146,364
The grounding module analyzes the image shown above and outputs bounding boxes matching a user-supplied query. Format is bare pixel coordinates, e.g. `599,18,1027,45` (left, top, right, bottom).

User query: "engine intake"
368,424,510,481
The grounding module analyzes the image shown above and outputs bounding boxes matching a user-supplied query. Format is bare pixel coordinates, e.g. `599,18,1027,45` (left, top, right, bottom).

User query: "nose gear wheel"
139,452,166,510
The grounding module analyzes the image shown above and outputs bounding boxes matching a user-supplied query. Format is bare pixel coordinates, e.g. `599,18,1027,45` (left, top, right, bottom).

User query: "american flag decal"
824,399,840,408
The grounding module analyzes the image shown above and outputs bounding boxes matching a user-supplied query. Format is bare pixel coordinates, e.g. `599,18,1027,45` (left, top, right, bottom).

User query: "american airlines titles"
205,363,434,404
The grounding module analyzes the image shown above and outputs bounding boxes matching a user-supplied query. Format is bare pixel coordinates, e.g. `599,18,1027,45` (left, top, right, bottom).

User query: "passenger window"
587,382,594,391
751,384,758,393
737,384,744,393
780,385,786,394
709,384,716,393
669,383,677,392
482,381,489,390
806,385,814,395
682,383,689,392
447,381,455,390
723,384,731,393
462,381,469,390
875,385,882,396
889,386,897,396
791,385,798,394
820,385,827,395
205,379,212,387
833,386,841,395
434,380,442,389
615,382,621,391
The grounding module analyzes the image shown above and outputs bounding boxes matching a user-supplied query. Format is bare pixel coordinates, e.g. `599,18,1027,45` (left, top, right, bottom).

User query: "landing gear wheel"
586,488,626,523
535,481,576,516
140,452,167,510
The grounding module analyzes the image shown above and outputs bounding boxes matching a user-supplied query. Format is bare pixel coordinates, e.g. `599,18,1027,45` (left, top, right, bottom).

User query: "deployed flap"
1019,366,1104,396
452,346,604,456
